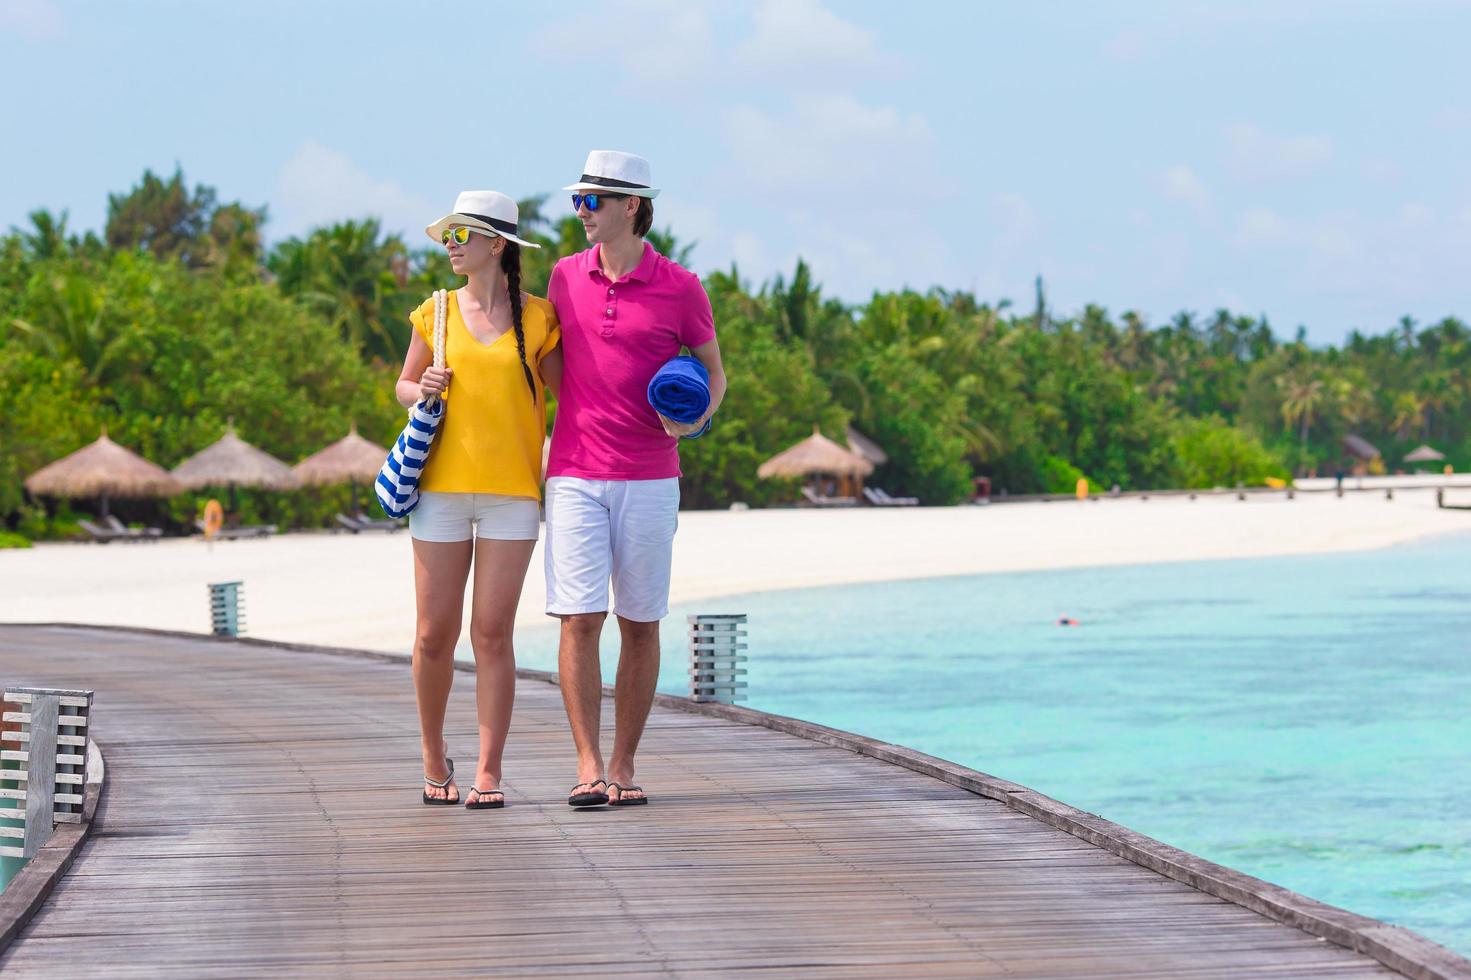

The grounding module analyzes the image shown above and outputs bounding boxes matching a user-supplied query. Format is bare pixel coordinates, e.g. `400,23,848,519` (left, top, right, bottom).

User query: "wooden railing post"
1,688,93,860
688,614,748,704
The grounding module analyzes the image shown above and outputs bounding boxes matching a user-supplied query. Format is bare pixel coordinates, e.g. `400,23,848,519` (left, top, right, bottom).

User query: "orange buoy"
201,499,224,541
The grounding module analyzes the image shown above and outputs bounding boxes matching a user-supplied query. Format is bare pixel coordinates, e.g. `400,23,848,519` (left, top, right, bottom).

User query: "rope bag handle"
425,288,447,407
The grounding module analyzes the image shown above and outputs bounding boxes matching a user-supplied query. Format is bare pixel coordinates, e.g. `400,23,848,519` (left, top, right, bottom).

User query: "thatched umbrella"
845,426,889,467
172,423,296,514
1342,433,1381,461
758,426,874,497
292,424,388,512
24,432,181,517
1404,444,1445,464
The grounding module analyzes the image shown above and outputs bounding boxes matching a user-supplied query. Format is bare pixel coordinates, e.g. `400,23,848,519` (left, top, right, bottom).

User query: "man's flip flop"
465,786,505,810
422,758,458,805
607,783,648,807
568,779,609,807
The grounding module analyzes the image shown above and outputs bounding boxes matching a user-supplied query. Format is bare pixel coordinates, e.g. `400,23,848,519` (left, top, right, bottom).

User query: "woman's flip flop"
466,786,505,810
421,758,458,805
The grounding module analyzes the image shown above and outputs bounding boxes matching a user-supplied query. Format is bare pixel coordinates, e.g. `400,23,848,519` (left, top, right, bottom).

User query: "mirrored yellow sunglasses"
441,226,496,246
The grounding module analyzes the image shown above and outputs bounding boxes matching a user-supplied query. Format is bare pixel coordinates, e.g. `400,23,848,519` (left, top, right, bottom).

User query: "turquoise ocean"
515,531,1471,954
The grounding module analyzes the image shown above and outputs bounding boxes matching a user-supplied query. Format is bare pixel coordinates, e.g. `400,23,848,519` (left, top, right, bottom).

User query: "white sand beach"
2,487,1467,654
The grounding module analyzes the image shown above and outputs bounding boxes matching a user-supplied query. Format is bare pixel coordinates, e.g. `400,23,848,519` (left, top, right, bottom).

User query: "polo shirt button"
605,308,614,316
607,288,615,296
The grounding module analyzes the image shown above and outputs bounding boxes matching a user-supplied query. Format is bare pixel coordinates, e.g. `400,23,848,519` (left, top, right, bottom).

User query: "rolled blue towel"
647,354,712,439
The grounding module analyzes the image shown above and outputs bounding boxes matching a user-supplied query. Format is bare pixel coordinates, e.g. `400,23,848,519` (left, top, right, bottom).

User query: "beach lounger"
103,514,163,540
800,486,857,508
215,524,277,540
193,517,277,540
336,513,406,533
867,487,919,507
77,518,133,544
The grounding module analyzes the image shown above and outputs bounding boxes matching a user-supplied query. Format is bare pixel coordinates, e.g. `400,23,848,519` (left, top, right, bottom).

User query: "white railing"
1,688,94,859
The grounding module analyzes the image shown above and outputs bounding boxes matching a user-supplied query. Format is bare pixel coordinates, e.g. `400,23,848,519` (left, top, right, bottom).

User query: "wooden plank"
3,693,91,708
21,693,56,859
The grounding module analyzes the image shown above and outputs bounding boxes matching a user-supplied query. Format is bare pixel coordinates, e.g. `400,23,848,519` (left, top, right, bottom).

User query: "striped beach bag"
375,289,448,519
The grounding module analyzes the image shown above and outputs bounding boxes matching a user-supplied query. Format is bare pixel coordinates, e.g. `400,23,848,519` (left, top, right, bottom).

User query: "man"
544,150,727,808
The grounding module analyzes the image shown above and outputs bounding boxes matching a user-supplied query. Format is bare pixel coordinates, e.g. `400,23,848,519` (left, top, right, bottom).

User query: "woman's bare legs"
412,538,473,801
466,537,536,800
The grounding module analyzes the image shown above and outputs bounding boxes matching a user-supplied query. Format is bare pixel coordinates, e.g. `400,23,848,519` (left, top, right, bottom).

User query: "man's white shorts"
409,490,541,542
544,476,679,622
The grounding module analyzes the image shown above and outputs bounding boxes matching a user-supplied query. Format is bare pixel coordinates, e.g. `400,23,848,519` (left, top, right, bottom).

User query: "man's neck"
598,234,645,282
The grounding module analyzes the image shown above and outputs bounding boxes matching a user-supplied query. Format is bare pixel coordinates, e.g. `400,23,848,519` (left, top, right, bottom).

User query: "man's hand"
659,413,707,438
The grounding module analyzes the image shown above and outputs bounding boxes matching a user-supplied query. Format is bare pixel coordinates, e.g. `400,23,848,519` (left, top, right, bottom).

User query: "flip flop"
607,782,648,807
466,786,505,810
422,757,458,805
568,779,609,807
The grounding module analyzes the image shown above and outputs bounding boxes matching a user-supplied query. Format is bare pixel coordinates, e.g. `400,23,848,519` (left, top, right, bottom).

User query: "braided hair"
500,242,537,403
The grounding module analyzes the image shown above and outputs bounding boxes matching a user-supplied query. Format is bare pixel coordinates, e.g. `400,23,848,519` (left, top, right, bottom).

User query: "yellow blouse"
409,290,560,499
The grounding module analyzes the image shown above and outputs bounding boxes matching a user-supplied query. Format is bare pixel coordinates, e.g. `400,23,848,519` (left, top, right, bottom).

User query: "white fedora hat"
425,190,541,248
564,150,660,199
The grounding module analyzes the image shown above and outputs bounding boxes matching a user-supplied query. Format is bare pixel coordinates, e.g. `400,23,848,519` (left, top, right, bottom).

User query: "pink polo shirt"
546,241,716,481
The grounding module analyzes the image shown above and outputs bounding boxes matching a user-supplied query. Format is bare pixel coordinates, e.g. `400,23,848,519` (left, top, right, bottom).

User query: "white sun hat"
564,150,661,199
425,190,541,248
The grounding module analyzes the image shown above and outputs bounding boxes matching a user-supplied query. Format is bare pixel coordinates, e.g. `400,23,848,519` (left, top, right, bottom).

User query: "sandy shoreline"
2,488,1467,654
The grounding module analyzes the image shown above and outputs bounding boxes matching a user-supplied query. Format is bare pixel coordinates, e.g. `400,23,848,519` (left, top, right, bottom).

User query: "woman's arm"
540,345,564,400
396,329,451,408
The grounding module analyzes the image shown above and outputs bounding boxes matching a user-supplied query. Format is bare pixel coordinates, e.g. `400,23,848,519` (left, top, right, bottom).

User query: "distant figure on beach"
395,191,563,809
544,151,727,808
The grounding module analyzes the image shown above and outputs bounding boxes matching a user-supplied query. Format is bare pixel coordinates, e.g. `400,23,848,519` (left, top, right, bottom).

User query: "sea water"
514,532,1471,954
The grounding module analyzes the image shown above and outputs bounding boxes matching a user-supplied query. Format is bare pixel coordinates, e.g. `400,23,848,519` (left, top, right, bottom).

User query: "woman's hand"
419,366,453,400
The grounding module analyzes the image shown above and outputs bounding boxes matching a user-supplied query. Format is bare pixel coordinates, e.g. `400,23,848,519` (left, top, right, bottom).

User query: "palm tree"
10,271,133,387
267,220,409,360
13,209,72,259
1278,373,1326,455
1390,391,1427,441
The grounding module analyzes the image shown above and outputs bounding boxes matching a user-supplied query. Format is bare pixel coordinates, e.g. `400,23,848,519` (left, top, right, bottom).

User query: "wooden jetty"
0,624,1464,978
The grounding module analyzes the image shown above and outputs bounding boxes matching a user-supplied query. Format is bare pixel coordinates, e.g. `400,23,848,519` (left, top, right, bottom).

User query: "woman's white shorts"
543,477,679,622
409,491,541,542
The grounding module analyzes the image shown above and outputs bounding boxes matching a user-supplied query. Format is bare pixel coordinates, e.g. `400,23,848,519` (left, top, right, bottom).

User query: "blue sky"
3,0,1469,343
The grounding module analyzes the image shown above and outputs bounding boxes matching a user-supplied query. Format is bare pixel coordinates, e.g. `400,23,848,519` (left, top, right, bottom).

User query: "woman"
396,190,562,809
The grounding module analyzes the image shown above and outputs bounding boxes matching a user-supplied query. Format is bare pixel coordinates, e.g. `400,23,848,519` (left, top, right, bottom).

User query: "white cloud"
1102,28,1150,62
273,142,435,239
1225,123,1334,181
736,0,898,79
724,95,936,197
1161,165,1212,217
1397,202,1434,228
0,0,61,39
532,0,717,94
1235,206,1292,247
788,210,955,299
1430,105,1471,131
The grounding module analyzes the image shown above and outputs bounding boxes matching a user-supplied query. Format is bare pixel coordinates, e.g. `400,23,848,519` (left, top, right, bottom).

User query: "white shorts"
544,477,679,622
409,491,541,543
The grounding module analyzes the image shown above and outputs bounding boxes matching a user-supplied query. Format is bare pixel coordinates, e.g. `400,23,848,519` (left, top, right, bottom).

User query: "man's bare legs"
467,538,535,802
559,612,607,795
607,617,659,803
558,613,660,802
412,538,472,802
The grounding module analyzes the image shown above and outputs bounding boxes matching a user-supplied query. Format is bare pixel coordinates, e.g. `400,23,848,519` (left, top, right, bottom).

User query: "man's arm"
659,337,726,438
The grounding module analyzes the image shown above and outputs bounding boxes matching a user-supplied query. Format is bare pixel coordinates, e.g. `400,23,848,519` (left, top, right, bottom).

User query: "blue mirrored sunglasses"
571,192,629,212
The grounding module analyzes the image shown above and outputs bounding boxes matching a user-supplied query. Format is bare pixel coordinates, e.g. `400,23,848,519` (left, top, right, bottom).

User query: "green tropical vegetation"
2,168,1467,538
